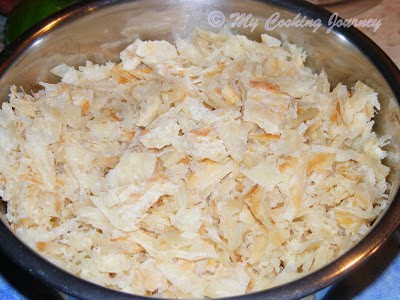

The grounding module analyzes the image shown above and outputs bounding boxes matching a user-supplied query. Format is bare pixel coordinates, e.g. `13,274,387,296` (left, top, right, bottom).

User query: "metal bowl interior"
0,0,399,299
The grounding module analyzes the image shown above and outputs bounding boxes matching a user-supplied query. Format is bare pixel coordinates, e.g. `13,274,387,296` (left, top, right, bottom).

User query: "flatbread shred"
0,29,389,298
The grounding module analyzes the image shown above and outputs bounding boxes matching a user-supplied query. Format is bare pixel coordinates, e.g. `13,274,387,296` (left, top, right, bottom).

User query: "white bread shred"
0,29,389,298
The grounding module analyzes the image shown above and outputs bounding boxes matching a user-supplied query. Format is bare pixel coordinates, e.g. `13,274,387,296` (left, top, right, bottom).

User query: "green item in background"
5,0,80,45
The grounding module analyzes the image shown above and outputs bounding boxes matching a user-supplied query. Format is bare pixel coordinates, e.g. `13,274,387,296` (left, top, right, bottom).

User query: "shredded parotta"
0,29,389,298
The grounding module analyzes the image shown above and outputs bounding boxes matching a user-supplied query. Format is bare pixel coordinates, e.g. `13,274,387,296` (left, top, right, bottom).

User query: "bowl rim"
0,0,399,299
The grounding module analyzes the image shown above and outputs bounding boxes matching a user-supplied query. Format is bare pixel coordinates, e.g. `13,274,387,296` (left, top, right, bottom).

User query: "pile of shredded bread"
0,29,389,298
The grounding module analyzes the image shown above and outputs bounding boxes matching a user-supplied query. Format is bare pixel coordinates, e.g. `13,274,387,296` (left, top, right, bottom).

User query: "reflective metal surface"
0,0,399,299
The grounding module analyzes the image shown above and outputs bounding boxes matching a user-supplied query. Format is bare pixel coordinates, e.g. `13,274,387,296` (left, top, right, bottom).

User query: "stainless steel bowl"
0,0,399,299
